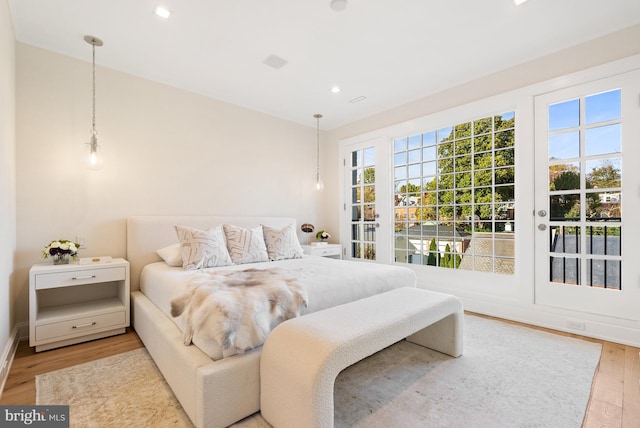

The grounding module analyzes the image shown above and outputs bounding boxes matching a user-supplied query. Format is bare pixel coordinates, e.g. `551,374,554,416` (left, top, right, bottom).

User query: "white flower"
42,239,80,259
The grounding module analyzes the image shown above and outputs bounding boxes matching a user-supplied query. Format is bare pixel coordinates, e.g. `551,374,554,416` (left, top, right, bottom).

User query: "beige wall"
14,43,323,324
10,23,640,339
322,24,640,239
1,0,16,367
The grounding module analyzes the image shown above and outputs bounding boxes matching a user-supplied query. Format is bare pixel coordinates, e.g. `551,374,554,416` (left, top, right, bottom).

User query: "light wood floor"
1,320,639,428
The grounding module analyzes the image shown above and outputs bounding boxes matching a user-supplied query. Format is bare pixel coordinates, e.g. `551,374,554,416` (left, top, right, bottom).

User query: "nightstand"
29,258,130,352
301,244,342,260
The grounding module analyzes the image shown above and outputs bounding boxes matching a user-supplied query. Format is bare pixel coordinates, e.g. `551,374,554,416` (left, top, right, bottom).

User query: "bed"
127,216,417,428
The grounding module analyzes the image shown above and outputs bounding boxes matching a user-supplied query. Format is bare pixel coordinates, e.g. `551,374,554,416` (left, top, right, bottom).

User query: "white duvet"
140,256,416,360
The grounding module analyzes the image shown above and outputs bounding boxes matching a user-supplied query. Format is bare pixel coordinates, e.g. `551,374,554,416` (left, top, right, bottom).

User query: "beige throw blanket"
170,268,308,357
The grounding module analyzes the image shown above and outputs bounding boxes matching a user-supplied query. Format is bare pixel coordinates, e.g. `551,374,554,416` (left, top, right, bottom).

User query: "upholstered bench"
260,287,463,428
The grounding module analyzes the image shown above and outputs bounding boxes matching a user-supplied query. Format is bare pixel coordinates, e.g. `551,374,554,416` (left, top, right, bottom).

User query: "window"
394,112,516,274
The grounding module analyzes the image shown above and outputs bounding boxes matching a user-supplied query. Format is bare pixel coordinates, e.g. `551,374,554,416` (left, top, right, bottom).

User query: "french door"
341,137,391,262
533,70,640,319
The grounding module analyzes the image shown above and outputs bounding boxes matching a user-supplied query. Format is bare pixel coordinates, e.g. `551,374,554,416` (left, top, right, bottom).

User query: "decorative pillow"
223,224,269,264
174,225,233,270
262,224,304,261
156,243,183,267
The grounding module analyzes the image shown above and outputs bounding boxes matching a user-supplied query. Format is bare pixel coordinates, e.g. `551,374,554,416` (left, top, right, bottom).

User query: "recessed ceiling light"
331,86,341,94
513,0,529,5
154,6,172,19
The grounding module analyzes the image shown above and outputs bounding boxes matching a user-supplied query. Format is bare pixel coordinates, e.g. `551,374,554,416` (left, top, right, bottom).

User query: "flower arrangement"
315,230,331,241
43,239,80,264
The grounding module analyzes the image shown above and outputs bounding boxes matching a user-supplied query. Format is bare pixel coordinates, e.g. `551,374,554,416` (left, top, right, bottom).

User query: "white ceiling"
8,0,640,130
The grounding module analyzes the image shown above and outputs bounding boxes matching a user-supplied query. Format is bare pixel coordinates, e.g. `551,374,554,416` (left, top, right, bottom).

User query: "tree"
426,238,438,266
549,163,579,186
552,171,580,191
587,159,621,189
363,167,375,185
440,245,451,268
431,115,515,222
438,244,461,269
549,171,601,220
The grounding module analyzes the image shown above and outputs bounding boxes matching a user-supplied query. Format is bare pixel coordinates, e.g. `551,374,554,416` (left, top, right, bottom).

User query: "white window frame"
338,54,640,315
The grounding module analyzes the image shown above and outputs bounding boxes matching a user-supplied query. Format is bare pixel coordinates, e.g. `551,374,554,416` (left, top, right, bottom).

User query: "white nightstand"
29,258,130,352
301,243,342,260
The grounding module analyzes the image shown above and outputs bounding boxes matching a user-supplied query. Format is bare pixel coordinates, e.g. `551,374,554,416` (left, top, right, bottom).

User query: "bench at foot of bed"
260,286,464,428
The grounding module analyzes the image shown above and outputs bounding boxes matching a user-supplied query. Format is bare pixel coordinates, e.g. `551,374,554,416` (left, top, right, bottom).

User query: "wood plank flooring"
1,321,639,428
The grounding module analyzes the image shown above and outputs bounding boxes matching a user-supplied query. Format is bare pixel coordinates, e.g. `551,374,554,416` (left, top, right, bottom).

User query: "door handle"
538,224,547,231
538,210,547,217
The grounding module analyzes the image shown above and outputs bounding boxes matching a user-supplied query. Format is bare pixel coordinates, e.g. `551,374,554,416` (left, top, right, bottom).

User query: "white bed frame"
127,216,297,428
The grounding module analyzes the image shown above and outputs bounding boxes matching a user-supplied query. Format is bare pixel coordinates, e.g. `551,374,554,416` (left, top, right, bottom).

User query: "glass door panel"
349,146,377,260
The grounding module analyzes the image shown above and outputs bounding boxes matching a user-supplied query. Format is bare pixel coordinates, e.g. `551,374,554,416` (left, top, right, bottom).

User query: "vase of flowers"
43,239,79,265
315,230,331,242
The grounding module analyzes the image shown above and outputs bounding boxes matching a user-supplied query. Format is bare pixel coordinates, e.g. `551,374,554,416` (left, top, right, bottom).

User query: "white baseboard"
0,322,29,399
420,284,640,347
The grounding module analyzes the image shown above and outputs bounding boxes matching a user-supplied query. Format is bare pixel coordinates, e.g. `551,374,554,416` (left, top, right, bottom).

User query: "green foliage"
440,244,451,267
363,167,375,184
436,243,461,269
410,114,515,223
549,171,601,220
587,159,621,189
552,171,580,191
426,238,438,266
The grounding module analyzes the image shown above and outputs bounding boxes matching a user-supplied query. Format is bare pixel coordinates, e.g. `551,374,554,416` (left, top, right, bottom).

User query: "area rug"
36,348,191,427
37,315,601,428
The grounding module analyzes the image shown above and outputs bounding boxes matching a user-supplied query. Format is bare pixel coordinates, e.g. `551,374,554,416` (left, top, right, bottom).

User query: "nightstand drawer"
35,310,126,342
35,266,126,290
311,247,341,257
301,244,342,259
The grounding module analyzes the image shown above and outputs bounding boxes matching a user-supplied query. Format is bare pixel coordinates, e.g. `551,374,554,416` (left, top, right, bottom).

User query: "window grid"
394,112,515,274
547,89,622,289
350,147,377,260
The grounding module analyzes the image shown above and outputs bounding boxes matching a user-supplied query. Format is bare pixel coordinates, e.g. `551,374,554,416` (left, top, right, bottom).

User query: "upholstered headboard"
126,216,297,291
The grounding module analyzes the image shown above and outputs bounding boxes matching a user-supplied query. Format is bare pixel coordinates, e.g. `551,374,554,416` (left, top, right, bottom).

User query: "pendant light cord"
314,113,322,181
316,115,320,180
91,41,96,134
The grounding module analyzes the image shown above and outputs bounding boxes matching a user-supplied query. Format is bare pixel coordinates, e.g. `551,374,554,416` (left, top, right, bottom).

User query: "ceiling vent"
262,54,288,70
349,96,367,104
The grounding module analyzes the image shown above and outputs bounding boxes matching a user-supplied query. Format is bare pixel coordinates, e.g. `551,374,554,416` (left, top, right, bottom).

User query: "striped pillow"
175,225,233,270
223,224,269,264
262,224,303,261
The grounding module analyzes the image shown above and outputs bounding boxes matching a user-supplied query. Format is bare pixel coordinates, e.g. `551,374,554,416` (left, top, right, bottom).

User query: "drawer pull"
72,322,97,329
71,275,97,280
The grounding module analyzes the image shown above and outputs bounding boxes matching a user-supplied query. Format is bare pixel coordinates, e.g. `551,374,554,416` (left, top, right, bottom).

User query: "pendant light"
314,114,324,191
84,35,104,170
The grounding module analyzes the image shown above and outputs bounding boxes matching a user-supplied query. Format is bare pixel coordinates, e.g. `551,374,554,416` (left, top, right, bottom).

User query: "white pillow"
223,224,269,264
174,225,233,270
156,243,182,267
262,224,304,261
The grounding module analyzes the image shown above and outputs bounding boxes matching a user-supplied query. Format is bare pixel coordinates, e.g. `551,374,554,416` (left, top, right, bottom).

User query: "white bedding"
140,256,416,360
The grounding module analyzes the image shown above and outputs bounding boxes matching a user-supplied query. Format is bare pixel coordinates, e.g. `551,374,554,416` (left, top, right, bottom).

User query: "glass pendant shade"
85,133,103,170
314,113,323,191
